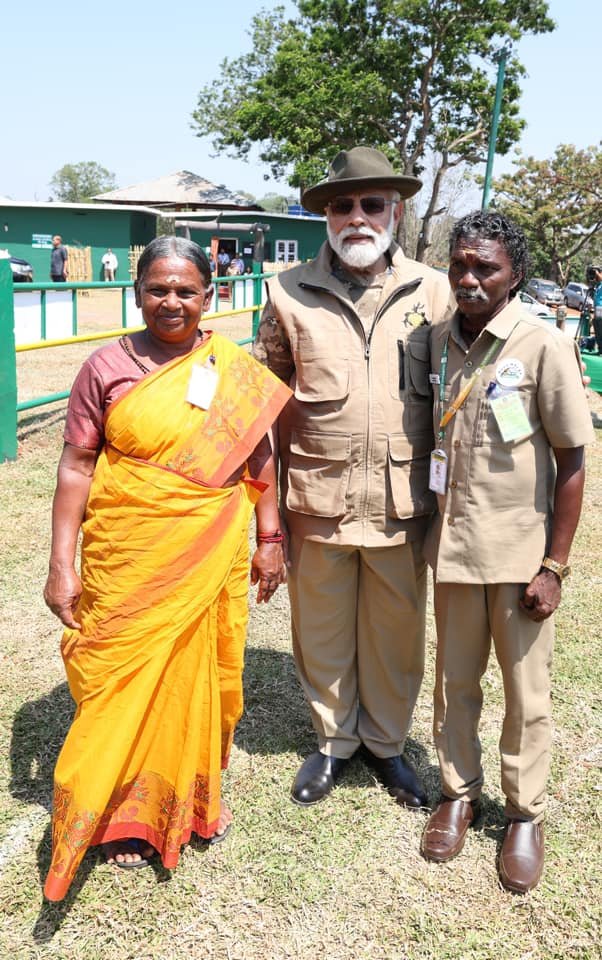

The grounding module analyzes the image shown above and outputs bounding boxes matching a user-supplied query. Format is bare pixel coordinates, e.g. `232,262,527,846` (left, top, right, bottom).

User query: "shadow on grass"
9,682,74,812
7,682,88,940
9,682,176,941
17,405,66,443
237,645,312,755
31,828,176,944
238,645,442,806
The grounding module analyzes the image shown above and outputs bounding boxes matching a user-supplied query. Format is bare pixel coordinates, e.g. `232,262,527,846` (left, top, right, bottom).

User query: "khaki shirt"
424,296,595,582
253,241,453,546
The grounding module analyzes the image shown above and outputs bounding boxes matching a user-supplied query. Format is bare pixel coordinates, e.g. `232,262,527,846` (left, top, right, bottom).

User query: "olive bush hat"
301,146,423,214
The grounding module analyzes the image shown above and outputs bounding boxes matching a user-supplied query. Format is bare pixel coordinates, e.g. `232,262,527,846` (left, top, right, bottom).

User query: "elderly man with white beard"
253,147,453,809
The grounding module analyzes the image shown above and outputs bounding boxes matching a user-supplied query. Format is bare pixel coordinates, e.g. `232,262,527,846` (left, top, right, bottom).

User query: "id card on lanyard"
429,334,501,494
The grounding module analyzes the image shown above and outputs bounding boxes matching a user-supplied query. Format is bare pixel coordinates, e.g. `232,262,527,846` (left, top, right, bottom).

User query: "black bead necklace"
119,334,150,374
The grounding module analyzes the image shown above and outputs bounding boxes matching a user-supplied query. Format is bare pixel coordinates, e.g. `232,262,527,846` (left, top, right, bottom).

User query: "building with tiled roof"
93,171,263,212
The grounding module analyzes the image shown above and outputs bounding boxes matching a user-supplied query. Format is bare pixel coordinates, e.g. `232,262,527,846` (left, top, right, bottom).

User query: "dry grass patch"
0,376,600,959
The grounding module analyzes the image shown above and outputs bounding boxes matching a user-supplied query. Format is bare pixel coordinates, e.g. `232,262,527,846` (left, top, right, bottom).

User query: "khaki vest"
263,243,453,546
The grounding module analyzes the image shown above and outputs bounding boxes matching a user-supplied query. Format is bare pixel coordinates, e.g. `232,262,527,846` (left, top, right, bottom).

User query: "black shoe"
291,751,350,806
361,747,428,809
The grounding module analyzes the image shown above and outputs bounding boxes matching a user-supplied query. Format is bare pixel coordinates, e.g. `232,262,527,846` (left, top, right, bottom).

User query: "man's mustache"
340,226,377,241
455,288,487,302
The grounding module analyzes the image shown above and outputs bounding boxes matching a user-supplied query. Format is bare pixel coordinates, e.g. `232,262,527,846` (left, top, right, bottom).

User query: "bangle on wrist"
257,529,284,544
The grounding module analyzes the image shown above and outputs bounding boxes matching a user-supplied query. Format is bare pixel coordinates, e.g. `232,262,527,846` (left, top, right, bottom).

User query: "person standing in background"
102,248,118,281
591,266,602,353
50,235,68,282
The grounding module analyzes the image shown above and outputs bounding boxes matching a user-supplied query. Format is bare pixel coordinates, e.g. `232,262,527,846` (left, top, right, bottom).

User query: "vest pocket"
407,339,432,398
387,433,435,518
293,357,350,402
286,431,351,517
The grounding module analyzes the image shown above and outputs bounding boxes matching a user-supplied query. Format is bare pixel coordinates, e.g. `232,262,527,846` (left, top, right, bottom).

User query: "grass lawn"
0,335,600,959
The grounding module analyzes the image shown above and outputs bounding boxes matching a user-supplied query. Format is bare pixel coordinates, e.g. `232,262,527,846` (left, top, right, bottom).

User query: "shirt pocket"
285,431,351,517
473,384,539,447
387,432,435,519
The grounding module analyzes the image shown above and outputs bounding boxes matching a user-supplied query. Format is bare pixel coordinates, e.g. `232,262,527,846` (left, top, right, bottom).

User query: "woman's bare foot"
215,800,233,838
104,838,155,867
201,800,233,846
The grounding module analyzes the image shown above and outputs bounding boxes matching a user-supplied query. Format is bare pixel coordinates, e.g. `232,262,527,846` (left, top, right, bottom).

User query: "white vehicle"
519,291,553,318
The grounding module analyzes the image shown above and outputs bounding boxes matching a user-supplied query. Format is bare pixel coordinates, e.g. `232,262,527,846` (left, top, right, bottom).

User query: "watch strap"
541,557,571,579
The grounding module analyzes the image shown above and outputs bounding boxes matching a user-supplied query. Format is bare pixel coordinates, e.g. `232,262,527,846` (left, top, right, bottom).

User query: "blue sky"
1,0,597,203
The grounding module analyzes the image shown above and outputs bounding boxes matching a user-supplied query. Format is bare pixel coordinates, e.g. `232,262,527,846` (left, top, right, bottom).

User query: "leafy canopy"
491,143,602,284
192,0,553,260
49,162,117,203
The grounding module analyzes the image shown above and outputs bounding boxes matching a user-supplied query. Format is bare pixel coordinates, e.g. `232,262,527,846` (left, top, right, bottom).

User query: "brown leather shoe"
499,820,544,894
421,796,480,862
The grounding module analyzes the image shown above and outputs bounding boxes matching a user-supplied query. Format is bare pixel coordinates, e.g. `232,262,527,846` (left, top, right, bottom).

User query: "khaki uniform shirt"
424,296,595,582
253,241,453,546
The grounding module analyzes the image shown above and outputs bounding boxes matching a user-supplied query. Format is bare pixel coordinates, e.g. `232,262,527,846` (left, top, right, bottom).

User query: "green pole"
252,261,263,339
482,46,510,211
0,260,17,462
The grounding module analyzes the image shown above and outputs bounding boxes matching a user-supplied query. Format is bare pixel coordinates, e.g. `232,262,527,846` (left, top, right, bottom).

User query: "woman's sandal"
104,838,156,870
201,822,232,846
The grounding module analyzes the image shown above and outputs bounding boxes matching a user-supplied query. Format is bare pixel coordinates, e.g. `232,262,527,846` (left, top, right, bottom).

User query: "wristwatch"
540,557,571,580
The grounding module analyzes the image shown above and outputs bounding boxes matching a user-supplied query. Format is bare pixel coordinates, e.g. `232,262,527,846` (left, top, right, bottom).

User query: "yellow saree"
44,333,290,902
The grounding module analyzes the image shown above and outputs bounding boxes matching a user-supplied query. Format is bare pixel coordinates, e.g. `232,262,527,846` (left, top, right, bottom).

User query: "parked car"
561,281,592,310
525,277,563,307
0,248,34,282
519,291,552,318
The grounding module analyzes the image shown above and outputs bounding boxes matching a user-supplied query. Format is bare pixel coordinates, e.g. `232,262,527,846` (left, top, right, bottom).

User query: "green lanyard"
437,334,501,443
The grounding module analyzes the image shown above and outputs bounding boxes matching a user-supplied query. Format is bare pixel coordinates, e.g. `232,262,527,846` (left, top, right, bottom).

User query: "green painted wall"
0,206,157,282
178,212,326,265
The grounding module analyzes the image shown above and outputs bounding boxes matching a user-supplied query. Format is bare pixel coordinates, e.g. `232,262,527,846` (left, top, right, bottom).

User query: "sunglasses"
328,196,397,216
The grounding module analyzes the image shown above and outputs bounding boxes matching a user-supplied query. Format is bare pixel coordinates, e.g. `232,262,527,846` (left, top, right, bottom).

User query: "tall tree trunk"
415,161,448,262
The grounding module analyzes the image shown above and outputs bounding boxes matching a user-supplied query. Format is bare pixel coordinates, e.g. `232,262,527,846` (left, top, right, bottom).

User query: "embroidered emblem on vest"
404,304,428,327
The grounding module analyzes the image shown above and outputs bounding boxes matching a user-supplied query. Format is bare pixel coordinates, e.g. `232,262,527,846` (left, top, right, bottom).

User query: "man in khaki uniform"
421,211,594,893
253,147,452,808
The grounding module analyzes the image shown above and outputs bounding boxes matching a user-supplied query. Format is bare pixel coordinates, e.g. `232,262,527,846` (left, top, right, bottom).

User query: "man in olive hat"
253,146,453,809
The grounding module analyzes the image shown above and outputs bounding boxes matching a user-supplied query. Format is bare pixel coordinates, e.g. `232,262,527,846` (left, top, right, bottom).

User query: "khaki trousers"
287,536,426,759
433,582,554,822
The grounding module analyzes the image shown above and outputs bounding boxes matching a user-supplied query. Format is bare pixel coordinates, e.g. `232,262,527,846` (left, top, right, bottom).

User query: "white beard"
327,211,395,270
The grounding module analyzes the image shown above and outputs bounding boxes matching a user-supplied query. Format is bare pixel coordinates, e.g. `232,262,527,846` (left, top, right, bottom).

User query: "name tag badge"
429,373,440,384
186,362,219,409
429,448,448,494
489,391,531,442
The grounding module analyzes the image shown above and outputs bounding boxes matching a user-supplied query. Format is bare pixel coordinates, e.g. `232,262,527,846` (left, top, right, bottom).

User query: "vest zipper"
297,276,424,531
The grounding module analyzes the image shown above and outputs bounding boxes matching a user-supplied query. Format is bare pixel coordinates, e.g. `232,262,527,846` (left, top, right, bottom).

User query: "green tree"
257,192,298,212
192,0,554,261
49,162,117,202
491,144,602,285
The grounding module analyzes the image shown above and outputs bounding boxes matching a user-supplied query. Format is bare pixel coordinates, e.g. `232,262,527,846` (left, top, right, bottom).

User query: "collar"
330,251,393,290
437,294,524,350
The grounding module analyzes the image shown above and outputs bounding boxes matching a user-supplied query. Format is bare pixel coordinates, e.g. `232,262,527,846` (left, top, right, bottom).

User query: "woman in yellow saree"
43,237,291,901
